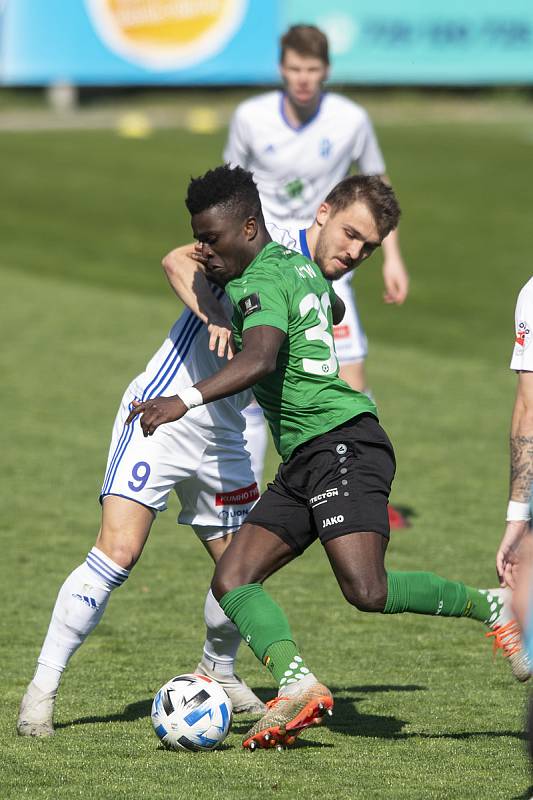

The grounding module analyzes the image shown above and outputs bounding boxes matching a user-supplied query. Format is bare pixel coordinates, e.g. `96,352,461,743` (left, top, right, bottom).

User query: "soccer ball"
151,673,232,751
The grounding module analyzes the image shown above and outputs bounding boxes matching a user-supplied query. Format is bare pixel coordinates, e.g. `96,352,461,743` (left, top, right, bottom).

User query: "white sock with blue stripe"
33,547,129,693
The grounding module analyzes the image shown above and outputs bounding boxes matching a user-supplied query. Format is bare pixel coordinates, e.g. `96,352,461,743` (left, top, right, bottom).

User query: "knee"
211,566,240,603
342,578,387,612
94,533,140,571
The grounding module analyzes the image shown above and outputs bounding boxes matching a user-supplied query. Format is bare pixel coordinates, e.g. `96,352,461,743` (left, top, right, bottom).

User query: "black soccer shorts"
245,413,396,554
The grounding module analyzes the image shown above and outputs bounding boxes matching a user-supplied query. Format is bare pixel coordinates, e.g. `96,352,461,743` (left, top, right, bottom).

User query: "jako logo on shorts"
322,515,344,528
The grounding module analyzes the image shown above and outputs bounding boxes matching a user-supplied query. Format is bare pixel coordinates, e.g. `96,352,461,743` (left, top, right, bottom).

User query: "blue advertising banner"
0,0,279,85
284,0,533,84
1,0,533,85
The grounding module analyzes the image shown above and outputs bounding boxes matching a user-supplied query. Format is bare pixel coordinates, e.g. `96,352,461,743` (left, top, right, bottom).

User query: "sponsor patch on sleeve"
239,293,262,318
515,321,530,350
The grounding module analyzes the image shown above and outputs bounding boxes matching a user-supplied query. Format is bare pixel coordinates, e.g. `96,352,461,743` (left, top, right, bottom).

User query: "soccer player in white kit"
17,283,267,738
496,277,533,585
489,276,533,680
224,25,409,491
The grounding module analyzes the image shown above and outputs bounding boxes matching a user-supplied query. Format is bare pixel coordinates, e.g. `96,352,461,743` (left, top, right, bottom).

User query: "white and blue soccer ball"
151,673,232,751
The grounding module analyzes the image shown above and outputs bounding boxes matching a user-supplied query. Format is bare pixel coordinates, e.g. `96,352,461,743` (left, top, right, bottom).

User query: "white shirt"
224,90,385,228
511,276,533,371
133,290,250,432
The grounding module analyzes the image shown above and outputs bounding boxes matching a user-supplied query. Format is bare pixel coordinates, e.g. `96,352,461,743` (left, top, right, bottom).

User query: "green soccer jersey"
226,241,378,461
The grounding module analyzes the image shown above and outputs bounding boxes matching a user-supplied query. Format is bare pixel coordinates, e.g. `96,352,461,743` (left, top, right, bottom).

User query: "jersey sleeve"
352,111,386,176
230,278,289,334
223,107,251,168
510,282,533,370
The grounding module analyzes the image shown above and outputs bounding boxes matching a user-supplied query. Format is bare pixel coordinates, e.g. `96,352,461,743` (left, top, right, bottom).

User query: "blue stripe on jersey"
101,288,225,496
140,310,196,401
143,315,202,401
299,228,311,258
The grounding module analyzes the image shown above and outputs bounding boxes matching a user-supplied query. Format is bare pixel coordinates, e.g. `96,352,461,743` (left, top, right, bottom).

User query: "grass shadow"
56,683,525,744
511,787,533,800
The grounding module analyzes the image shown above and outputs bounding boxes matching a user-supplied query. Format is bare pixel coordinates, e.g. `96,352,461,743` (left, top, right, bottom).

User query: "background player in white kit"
17,287,267,737
496,276,533,586
224,25,409,492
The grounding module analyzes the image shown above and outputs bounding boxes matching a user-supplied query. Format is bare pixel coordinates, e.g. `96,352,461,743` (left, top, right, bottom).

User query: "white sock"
33,547,129,693
479,587,510,627
201,589,241,676
243,402,268,489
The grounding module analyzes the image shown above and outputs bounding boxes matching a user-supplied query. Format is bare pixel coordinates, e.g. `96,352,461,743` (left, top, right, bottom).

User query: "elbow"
161,251,176,277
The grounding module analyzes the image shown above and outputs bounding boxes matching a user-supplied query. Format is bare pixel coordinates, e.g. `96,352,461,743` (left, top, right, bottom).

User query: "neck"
283,93,321,128
241,228,272,273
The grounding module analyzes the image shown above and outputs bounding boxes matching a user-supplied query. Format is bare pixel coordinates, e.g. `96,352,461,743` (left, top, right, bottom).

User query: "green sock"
220,583,304,683
383,571,499,623
263,642,312,687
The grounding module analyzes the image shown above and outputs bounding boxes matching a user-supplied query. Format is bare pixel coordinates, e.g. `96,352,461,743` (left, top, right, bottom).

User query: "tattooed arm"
496,370,533,587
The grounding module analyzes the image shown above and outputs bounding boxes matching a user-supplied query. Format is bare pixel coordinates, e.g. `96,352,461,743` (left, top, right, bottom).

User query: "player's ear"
243,216,258,240
315,203,331,227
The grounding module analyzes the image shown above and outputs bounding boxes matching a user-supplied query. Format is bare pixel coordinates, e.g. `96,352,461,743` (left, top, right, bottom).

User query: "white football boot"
483,588,531,682
195,661,266,714
17,681,57,737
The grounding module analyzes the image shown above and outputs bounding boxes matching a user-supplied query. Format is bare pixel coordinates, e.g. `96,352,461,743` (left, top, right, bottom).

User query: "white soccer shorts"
332,275,368,364
100,381,259,540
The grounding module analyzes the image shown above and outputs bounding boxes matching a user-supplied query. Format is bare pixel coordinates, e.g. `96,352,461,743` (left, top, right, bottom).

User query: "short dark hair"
324,175,401,239
186,164,262,221
280,25,329,65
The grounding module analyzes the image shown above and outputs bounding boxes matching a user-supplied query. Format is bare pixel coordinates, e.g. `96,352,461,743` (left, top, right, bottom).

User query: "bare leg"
324,531,389,611
18,496,155,737
212,523,297,600
96,495,155,569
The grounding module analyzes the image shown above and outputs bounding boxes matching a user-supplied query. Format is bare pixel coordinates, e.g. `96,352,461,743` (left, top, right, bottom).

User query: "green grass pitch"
1,105,532,798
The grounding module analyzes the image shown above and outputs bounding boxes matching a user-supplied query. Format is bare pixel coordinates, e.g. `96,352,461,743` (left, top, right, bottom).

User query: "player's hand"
207,319,236,360
191,242,209,266
382,255,409,305
496,520,530,588
125,395,187,437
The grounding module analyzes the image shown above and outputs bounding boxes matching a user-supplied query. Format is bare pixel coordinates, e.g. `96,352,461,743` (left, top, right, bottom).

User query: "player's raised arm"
125,325,285,437
161,243,236,359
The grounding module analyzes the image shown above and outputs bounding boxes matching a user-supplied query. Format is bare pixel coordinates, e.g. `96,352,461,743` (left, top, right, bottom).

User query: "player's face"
314,201,382,280
191,207,256,287
280,49,328,108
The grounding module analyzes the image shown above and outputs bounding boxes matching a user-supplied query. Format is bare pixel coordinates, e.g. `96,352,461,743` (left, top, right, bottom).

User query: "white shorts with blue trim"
100,380,258,540
332,275,368,364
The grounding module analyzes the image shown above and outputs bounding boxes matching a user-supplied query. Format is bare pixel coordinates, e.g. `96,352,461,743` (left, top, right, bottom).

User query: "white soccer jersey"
100,289,256,534
267,222,367,363
510,276,533,371
224,91,386,228
133,290,251,430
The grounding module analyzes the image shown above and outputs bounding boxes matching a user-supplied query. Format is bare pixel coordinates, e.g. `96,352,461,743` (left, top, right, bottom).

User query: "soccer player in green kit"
127,165,528,751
